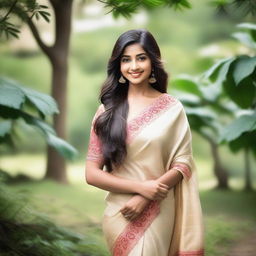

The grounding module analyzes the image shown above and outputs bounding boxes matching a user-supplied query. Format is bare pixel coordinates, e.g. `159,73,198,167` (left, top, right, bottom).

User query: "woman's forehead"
122,43,146,56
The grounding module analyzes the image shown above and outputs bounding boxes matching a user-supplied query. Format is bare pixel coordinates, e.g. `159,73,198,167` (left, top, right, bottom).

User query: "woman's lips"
129,72,143,78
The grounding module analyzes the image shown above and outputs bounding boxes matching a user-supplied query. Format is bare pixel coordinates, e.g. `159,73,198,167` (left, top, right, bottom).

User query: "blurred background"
0,0,255,255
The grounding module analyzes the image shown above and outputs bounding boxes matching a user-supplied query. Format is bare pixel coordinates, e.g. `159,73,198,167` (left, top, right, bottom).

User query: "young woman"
85,29,204,256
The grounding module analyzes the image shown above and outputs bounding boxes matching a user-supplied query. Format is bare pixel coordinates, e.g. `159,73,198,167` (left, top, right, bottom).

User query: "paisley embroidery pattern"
87,94,177,161
127,94,177,143
86,127,103,162
112,201,160,256
86,105,104,163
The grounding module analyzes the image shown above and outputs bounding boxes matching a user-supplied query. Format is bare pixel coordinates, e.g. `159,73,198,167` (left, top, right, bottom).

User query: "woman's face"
120,43,152,86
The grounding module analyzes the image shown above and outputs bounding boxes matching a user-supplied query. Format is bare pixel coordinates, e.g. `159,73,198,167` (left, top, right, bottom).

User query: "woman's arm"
85,160,169,200
156,168,183,189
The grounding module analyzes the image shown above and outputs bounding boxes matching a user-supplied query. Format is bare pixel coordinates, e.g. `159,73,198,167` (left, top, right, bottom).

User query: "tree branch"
26,16,53,58
0,0,18,22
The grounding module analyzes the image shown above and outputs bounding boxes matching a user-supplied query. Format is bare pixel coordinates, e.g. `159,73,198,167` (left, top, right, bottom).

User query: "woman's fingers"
159,183,169,189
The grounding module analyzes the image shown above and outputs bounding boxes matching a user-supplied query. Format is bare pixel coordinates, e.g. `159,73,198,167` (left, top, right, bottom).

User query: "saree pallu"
86,93,204,256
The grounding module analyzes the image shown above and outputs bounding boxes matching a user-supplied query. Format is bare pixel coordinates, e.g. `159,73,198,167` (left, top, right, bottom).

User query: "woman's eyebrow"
121,53,147,57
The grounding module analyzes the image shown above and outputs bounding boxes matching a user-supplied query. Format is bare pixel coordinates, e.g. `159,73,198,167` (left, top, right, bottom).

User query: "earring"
119,75,126,84
149,71,157,83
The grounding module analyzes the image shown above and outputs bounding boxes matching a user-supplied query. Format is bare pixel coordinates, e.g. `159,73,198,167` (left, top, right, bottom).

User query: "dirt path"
226,230,256,256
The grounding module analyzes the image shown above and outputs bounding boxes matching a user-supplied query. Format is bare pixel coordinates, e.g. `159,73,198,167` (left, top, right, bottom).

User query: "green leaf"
223,74,256,108
25,117,56,135
21,86,59,117
185,106,217,120
143,0,163,8
203,57,233,81
21,113,78,160
39,5,49,9
199,82,222,102
220,112,256,143
39,11,50,23
232,32,256,49
0,77,59,117
46,133,78,160
0,79,25,109
35,12,40,20
214,57,235,86
172,75,203,97
174,92,201,106
233,56,256,85
228,130,256,153
0,120,12,137
237,23,256,31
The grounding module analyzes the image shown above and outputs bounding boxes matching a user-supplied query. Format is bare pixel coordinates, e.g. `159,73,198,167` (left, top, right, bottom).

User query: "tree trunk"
201,132,229,189
209,140,229,189
244,148,252,191
45,0,73,183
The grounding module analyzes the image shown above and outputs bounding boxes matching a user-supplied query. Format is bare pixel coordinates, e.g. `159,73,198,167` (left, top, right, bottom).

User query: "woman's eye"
138,56,147,61
121,58,130,63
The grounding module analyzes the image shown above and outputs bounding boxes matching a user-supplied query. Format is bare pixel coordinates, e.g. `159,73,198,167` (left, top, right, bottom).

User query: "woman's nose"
130,59,139,70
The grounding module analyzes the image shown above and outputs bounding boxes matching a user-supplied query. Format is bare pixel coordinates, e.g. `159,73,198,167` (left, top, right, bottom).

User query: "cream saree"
86,93,204,256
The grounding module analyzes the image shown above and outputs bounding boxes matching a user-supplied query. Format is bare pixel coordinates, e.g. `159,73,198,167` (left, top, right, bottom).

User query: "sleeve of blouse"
169,102,194,180
86,104,105,163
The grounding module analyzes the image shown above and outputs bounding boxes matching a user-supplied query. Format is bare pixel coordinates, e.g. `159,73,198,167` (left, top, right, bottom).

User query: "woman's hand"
139,180,169,201
120,194,150,221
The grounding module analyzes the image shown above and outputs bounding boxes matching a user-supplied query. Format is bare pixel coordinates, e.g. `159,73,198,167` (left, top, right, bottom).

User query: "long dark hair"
94,29,168,172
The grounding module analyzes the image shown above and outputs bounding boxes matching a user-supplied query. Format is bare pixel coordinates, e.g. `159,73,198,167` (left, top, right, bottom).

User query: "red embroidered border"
86,106,105,162
171,162,191,179
178,249,204,256
86,127,103,162
87,94,177,160
127,94,177,143
112,200,160,256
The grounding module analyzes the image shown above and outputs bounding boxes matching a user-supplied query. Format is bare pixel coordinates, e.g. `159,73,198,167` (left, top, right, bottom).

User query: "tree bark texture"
44,0,73,183
244,148,252,191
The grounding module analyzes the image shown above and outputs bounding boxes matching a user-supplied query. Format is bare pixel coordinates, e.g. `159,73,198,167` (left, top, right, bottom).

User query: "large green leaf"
219,112,256,143
232,32,256,49
21,86,59,117
46,133,78,160
172,75,203,97
174,92,201,106
0,105,77,160
172,75,221,102
223,74,256,108
0,77,59,118
203,57,234,82
229,131,256,154
0,120,12,137
0,78,24,109
199,82,222,102
23,114,78,160
214,57,236,86
233,56,256,85
237,23,256,31
185,106,217,131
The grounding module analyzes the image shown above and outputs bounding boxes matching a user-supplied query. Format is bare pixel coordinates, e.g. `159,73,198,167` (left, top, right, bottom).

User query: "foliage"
210,0,256,17
219,111,256,154
171,74,233,140
0,181,107,256
203,23,256,153
0,77,78,160
7,176,256,256
0,0,50,39
97,0,192,18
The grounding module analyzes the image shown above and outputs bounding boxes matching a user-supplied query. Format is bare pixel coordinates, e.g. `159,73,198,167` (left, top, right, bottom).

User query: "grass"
2,153,256,255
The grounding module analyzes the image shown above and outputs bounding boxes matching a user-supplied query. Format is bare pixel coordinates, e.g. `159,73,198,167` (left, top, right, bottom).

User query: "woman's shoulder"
164,93,183,108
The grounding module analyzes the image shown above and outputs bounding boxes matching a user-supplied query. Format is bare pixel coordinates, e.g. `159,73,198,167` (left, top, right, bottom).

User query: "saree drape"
86,93,204,256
